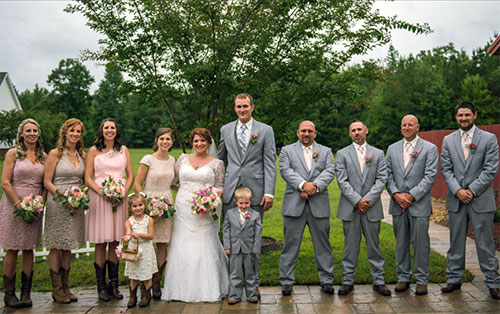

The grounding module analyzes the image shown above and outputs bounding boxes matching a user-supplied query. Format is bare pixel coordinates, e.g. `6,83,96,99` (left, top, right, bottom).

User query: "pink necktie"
358,146,365,173
403,142,411,168
304,147,312,170
462,133,470,160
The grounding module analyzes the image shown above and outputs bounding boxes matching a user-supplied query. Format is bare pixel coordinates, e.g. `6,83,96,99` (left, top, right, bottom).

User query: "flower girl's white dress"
162,154,229,302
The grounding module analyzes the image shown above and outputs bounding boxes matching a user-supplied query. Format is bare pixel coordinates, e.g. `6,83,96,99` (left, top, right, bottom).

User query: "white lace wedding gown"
162,154,229,302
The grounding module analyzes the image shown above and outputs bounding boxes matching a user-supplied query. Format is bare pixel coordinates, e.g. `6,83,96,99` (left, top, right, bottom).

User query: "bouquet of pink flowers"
101,176,125,212
191,185,222,221
147,197,175,219
14,194,44,223
54,185,90,216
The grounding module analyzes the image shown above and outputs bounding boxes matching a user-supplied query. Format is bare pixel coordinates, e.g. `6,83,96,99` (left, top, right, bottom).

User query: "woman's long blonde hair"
56,118,86,160
14,118,45,163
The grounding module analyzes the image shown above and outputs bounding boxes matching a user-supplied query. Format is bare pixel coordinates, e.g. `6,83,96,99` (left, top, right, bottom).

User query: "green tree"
66,0,430,150
47,58,95,122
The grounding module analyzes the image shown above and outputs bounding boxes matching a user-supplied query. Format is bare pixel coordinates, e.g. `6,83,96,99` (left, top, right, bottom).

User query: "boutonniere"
469,142,477,153
365,156,373,166
244,212,251,222
251,133,258,144
312,152,318,161
411,151,420,161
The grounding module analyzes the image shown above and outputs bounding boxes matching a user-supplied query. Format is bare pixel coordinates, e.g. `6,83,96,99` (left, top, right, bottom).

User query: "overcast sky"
1,1,499,93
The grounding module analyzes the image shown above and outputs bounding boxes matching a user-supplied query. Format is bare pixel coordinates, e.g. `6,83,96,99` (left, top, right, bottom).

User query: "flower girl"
119,193,157,308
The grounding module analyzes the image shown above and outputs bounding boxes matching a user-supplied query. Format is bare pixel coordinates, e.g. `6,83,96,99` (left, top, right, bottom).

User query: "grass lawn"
0,148,470,291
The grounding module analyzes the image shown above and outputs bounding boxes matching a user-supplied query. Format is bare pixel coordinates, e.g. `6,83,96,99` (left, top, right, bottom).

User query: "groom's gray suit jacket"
218,119,277,207
280,141,335,217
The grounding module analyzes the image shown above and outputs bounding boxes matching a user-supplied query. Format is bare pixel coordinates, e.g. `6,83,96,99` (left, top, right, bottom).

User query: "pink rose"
209,193,217,200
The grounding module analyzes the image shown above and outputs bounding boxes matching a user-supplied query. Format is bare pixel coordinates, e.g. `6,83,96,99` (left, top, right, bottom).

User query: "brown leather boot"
3,274,24,308
127,286,138,308
152,261,166,299
106,260,123,299
60,268,78,302
94,263,111,301
20,271,33,307
138,286,152,307
50,270,71,304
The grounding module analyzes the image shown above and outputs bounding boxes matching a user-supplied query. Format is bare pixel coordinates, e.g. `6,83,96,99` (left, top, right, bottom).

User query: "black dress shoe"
489,288,500,300
281,285,292,296
373,284,391,296
440,283,461,293
338,284,354,295
321,283,334,295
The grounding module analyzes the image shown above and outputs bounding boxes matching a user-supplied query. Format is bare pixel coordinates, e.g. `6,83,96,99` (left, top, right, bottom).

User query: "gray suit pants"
393,211,430,284
228,253,257,301
279,202,334,285
447,203,500,288
341,213,386,285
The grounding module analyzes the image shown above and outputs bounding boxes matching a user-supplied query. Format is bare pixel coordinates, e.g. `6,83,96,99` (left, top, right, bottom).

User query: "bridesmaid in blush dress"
0,119,46,308
43,118,86,304
133,128,176,299
85,118,134,301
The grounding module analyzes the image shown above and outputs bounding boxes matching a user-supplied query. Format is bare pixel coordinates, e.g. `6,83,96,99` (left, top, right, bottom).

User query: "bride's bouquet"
191,185,221,221
147,197,175,219
53,185,90,216
101,176,125,212
14,194,44,223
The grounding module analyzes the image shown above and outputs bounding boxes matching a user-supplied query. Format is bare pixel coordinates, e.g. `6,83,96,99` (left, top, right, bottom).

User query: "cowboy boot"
106,260,123,299
50,270,71,304
3,274,24,308
138,286,152,307
94,263,111,301
20,271,33,307
127,286,138,308
152,261,166,299
60,267,78,302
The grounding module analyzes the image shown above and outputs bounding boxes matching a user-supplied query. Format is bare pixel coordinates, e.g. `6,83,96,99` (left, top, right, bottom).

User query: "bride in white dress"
162,128,229,302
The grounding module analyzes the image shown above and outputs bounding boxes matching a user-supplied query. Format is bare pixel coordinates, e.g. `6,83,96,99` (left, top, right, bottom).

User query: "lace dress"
44,152,86,250
124,215,158,281
86,146,129,243
139,154,175,243
162,154,229,302
0,157,44,250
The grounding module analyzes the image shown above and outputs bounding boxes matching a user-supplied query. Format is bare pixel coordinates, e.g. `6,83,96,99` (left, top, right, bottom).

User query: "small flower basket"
116,235,140,262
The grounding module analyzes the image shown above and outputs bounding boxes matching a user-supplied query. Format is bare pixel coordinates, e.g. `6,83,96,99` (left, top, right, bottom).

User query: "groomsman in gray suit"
218,93,277,291
386,115,438,295
336,120,391,296
440,101,500,300
279,121,336,295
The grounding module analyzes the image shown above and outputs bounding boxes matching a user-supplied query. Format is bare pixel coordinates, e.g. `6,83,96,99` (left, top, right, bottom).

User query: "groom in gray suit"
440,101,500,300
336,120,391,296
218,93,277,291
386,115,438,295
279,121,335,295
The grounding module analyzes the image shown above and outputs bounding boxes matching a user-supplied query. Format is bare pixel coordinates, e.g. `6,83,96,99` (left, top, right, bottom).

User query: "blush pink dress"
86,146,129,243
0,157,44,250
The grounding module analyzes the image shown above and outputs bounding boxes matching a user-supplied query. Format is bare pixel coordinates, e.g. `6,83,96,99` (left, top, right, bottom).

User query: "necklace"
195,163,199,169
65,149,77,157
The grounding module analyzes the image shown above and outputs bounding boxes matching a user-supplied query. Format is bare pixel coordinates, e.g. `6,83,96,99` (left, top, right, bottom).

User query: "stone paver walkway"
1,191,499,313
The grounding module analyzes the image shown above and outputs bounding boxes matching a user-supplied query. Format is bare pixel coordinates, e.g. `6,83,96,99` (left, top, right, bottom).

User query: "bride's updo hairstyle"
189,128,212,145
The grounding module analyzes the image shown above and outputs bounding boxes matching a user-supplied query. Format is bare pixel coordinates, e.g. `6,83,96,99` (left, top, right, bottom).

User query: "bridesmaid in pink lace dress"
0,119,46,309
133,128,177,299
85,118,134,301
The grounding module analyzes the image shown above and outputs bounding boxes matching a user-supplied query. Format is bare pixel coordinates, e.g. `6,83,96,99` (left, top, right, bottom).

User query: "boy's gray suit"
386,137,439,285
223,208,262,301
441,127,500,288
336,143,387,285
218,118,277,214
278,141,335,286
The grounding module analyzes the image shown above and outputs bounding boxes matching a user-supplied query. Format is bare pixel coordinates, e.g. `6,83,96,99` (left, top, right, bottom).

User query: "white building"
0,72,23,150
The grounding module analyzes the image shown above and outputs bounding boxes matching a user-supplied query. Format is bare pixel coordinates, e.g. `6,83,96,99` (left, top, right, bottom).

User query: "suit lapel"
453,131,466,167
308,143,319,180
348,144,363,181
403,138,421,178
293,141,309,173
395,140,405,175
465,128,480,172
362,144,372,183
231,121,243,163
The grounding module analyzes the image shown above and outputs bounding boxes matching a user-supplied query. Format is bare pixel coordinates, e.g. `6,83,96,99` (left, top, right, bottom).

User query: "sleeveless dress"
162,154,229,302
124,215,158,281
44,151,86,250
86,146,129,243
0,157,44,250
139,154,175,243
